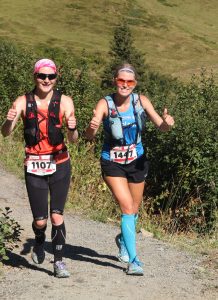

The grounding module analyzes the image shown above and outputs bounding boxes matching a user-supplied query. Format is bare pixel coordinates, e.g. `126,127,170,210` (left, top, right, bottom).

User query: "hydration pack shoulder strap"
24,91,40,146
48,89,62,118
104,94,125,146
25,91,38,119
47,89,64,146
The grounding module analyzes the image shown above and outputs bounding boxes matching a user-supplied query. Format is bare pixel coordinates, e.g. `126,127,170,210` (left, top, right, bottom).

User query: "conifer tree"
101,22,147,92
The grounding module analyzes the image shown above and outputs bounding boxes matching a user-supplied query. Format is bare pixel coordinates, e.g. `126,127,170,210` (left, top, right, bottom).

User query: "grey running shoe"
54,261,70,278
115,234,129,263
31,244,45,264
126,258,144,276
134,256,144,267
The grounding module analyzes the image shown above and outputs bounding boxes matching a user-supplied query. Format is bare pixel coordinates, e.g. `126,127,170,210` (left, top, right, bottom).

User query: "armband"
68,126,77,132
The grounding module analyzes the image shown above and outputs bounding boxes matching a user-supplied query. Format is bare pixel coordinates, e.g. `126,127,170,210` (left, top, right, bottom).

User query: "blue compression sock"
121,214,136,263
120,213,139,244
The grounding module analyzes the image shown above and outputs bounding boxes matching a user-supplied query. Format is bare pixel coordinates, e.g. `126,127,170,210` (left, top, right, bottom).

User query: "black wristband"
68,126,77,131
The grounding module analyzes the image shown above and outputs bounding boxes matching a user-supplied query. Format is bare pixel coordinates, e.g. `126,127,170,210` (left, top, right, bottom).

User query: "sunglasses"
36,73,57,80
116,78,136,87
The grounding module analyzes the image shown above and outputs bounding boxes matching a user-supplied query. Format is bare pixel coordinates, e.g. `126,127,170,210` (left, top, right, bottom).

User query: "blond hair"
114,63,137,79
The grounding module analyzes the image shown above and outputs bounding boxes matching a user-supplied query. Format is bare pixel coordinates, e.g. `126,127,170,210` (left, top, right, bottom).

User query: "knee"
34,219,47,228
122,208,134,214
50,213,63,225
121,203,134,215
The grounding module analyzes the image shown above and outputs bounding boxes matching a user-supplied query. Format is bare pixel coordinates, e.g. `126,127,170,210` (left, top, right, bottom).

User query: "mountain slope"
0,0,217,80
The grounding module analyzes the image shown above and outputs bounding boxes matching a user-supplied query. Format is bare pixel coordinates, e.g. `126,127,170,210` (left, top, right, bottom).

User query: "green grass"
0,0,217,81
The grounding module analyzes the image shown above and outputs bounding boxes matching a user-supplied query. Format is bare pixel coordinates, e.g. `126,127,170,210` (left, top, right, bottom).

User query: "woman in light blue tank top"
101,94,144,161
85,63,175,276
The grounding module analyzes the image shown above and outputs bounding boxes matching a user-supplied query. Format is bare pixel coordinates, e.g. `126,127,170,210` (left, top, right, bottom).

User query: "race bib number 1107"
26,155,56,176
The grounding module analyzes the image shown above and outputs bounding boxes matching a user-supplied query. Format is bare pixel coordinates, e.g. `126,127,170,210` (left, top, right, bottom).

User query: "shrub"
0,207,23,262
145,70,217,233
0,39,34,123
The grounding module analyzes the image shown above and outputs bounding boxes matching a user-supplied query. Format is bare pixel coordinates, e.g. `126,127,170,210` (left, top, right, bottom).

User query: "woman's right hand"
89,109,101,130
7,103,17,121
84,100,106,140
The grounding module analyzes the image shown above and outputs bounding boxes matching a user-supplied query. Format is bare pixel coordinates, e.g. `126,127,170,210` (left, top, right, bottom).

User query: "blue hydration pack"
104,93,146,146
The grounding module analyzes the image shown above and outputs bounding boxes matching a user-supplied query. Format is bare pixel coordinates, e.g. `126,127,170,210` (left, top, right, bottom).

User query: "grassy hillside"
0,0,217,81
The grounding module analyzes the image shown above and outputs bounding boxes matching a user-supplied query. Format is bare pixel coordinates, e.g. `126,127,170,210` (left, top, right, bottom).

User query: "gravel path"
0,164,217,300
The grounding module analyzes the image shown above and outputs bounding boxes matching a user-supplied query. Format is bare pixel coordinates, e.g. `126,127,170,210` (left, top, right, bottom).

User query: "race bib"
110,144,137,164
26,155,56,176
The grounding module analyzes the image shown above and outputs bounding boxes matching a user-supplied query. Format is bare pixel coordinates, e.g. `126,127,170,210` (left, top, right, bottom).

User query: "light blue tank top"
101,101,144,161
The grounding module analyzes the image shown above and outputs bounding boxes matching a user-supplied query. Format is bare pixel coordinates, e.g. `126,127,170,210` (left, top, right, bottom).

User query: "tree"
101,22,147,92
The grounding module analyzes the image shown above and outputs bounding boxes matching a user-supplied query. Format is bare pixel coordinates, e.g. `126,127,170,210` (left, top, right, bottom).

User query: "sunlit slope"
0,0,217,80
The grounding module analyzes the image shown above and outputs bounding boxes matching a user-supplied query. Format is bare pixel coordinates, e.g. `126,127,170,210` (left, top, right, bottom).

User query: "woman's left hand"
162,108,175,127
67,111,77,130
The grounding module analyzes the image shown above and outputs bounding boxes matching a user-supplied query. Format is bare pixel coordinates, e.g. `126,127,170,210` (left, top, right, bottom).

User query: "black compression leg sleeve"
32,222,47,245
51,222,66,262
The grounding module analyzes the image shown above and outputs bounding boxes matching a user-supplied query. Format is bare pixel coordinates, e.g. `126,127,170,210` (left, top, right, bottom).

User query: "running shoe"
115,233,129,263
134,256,144,267
31,243,45,264
126,258,144,276
54,261,70,278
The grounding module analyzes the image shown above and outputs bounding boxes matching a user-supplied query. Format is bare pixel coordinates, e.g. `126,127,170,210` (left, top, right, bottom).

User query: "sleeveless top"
101,100,144,161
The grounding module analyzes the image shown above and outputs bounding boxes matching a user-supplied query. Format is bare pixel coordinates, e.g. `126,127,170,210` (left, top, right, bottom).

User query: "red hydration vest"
24,89,64,147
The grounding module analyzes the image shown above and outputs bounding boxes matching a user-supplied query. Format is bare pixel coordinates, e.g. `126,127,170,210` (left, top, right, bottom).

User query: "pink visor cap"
33,58,57,74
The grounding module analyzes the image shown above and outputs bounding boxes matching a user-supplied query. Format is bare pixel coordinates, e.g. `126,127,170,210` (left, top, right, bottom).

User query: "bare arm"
84,98,108,141
140,95,175,131
61,95,78,143
1,96,25,137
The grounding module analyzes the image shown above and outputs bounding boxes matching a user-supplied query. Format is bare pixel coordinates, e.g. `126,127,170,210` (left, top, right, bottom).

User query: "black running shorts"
100,154,149,183
24,159,71,220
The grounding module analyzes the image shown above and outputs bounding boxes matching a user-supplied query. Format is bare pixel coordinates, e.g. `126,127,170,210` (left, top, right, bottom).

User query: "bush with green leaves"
145,70,217,233
0,39,34,123
0,207,23,262
57,54,102,133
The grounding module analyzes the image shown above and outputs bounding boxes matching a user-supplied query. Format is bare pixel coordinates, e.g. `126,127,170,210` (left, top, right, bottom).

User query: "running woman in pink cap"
1,58,78,278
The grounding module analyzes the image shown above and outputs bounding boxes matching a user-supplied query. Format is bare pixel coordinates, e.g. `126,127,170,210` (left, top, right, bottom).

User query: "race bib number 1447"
110,144,137,164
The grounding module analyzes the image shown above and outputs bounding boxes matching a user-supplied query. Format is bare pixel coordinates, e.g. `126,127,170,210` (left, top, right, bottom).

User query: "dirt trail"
0,164,217,300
